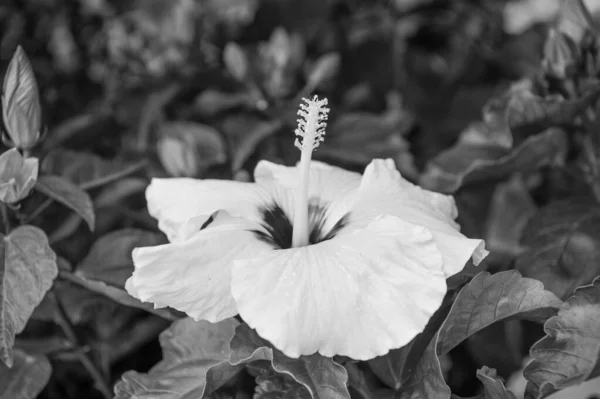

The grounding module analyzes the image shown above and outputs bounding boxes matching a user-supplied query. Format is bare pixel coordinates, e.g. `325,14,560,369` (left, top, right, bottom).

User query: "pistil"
291,96,329,248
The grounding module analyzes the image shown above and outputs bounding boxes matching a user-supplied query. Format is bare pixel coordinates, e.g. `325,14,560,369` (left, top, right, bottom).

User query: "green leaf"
516,199,600,299
114,317,240,399
157,121,227,177
474,367,518,399
368,295,454,390
319,106,415,178
0,226,57,367
419,127,566,194
66,229,178,320
42,149,145,190
220,115,282,172
485,176,536,257
35,175,95,231
230,324,351,399
400,271,562,399
223,42,249,81
557,0,597,42
2,46,39,113
0,349,51,399
507,88,600,139
523,278,600,399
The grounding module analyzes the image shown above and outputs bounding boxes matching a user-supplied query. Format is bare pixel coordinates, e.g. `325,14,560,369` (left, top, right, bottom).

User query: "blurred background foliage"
2,0,600,398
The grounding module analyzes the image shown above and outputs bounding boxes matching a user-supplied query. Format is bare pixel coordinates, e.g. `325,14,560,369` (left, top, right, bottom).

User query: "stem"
49,291,113,399
1,203,11,234
23,197,53,224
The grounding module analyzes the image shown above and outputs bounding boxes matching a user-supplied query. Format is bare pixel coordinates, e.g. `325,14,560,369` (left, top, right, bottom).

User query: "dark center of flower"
252,201,348,249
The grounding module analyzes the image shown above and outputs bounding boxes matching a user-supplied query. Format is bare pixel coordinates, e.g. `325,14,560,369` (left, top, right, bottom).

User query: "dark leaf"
0,226,57,367
524,278,600,399
437,271,562,356
220,115,282,172
114,317,240,399
485,175,536,257
474,367,518,399
420,127,566,194
516,199,600,299
368,294,454,390
319,108,416,178
400,271,561,399
0,349,51,399
507,88,600,139
68,229,178,319
41,149,139,189
230,324,351,399
35,175,95,230
157,121,226,177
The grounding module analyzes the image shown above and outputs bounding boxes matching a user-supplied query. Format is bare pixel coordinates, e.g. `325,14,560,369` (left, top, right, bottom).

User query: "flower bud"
2,46,42,150
0,148,39,204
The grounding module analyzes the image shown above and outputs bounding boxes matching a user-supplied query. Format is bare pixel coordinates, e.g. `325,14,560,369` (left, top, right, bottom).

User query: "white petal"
127,212,272,322
349,159,488,277
254,160,361,232
146,178,272,241
231,215,447,360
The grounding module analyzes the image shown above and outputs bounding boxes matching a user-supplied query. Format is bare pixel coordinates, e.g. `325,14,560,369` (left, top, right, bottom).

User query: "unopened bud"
0,148,38,204
2,46,42,150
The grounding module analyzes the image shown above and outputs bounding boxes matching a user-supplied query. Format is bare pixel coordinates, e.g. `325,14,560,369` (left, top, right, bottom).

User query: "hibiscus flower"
126,96,488,360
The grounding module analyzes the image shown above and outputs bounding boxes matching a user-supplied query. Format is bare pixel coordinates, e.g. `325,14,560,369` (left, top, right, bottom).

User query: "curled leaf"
420,127,566,194
524,278,600,399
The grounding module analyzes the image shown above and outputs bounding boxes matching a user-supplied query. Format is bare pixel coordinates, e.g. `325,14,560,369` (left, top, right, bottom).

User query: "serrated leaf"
0,349,51,399
35,175,95,230
419,127,566,194
0,226,57,367
400,271,561,399
114,317,240,399
230,324,351,399
437,271,562,355
516,199,600,299
68,229,178,319
523,278,600,399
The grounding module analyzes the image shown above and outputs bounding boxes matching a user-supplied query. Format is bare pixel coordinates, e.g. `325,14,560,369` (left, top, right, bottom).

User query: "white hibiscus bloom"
126,96,488,361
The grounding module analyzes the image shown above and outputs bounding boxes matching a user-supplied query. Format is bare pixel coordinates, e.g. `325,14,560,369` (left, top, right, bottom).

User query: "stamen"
291,95,329,247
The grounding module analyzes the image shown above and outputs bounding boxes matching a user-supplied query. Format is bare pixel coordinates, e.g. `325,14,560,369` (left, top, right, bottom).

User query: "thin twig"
23,197,53,224
80,160,148,190
49,291,113,399
1,203,10,234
